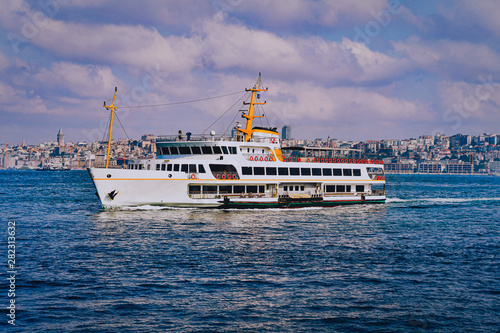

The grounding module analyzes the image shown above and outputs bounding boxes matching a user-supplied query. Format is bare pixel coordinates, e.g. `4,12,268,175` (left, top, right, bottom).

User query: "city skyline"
1,1,500,145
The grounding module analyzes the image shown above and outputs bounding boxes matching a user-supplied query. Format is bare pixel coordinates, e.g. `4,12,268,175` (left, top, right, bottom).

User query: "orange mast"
238,73,268,142
104,87,117,169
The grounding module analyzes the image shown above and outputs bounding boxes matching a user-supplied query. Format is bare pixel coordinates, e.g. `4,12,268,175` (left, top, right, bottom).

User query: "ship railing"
156,134,238,142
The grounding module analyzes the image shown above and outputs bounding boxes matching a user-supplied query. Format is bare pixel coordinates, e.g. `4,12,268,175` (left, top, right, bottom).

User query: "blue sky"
1,0,499,144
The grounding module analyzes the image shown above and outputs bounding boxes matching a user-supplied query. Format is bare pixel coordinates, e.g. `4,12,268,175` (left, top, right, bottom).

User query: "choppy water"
1,171,499,332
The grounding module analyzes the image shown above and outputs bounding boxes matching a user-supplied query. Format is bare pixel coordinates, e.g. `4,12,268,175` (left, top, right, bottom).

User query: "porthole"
106,174,111,178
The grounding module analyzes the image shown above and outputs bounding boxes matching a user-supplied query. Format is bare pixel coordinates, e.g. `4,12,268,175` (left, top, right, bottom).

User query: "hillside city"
1,126,500,174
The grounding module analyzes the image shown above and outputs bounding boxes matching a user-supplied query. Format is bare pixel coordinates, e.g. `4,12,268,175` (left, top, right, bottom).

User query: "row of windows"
189,185,265,194
242,167,362,177
159,145,237,155
154,163,207,173
324,185,365,193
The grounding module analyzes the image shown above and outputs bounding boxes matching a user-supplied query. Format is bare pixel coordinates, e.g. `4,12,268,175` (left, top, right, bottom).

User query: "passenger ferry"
88,74,386,208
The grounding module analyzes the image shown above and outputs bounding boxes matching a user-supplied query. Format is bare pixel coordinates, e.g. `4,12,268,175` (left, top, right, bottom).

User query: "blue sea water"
1,170,499,332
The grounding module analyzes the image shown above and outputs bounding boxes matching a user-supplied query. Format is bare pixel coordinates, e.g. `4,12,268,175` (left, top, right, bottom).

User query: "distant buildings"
282,125,291,140
1,128,499,173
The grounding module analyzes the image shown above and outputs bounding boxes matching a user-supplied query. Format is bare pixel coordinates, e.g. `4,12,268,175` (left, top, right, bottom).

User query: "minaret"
57,127,65,146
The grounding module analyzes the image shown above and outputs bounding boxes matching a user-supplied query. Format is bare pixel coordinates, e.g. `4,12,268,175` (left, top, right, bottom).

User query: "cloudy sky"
1,0,499,144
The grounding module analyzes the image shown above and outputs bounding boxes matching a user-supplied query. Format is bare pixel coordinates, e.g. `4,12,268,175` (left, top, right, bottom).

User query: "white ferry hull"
88,164,386,209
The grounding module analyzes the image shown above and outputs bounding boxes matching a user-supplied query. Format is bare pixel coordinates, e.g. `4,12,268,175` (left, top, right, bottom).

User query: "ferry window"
290,168,300,176
241,167,252,176
161,164,166,171
346,185,351,192
300,186,305,191
337,185,346,192
189,164,197,173
219,186,232,194
167,164,173,171
284,186,288,191
222,146,229,154
312,168,322,176
333,168,342,176
247,148,250,153
179,146,191,155
161,147,170,155
203,185,217,194
259,186,265,193
262,149,265,154
325,185,336,192
242,167,252,175
170,146,179,155
356,185,364,192
254,167,265,175
230,147,237,154
343,169,352,176
252,149,255,153
189,185,201,194
209,164,238,173
247,185,258,193
156,164,160,171
174,164,180,171
191,146,201,154
181,164,189,172
295,186,299,191
213,146,222,154
234,186,245,193
323,168,332,176
301,168,311,176
278,167,289,176
266,167,277,175
202,146,213,154
353,169,361,177
139,164,143,170
198,165,206,173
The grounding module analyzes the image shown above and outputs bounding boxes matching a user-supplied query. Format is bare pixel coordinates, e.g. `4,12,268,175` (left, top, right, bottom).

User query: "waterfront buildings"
1,130,499,174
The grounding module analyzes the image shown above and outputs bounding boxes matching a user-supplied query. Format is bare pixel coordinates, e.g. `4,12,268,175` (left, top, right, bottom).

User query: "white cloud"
33,62,124,98
452,0,500,39
393,36,500,80
232,0,389,27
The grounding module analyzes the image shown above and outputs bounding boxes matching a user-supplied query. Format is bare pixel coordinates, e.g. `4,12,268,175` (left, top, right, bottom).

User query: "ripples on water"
1,171,499,332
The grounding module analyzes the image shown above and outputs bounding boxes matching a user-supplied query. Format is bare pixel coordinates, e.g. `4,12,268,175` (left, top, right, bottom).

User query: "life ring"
216,174,220,179
221,174,226,179
264,156,269,161
328,159,332,163
364,159,367,164
250,156,253,161
298,158,301,162
190,174,196,179
270,137,276,143
288,157,292,162
233,174,237,179
269,155,274,161
306,158,310,162
348,159,352,163
259,156,263,161
340,159,344,163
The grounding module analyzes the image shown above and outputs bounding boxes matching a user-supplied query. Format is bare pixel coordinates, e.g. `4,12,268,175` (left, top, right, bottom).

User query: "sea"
1,170,499,332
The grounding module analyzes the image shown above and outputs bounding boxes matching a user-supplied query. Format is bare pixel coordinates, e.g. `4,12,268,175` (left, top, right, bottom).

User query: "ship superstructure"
88,74,386,208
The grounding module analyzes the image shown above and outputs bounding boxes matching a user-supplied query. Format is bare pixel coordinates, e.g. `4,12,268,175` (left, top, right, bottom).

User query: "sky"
1,0,500,145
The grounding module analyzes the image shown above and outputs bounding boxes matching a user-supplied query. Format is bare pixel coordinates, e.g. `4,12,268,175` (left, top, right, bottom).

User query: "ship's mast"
238,73,268,142
104,87,117,169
